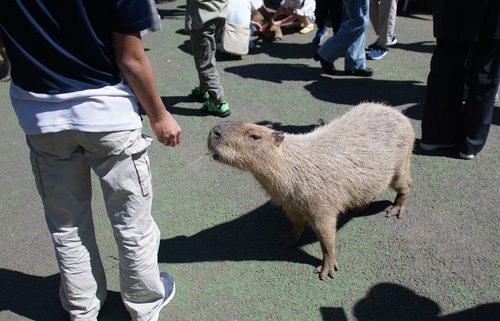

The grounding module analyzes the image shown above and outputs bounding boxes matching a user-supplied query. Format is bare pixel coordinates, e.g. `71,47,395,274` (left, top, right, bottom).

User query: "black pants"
421,38,500,155
314,0,344,34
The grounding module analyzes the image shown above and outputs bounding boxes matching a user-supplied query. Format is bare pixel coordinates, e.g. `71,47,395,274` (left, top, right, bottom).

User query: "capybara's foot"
385,204,405,218
314,260,338,280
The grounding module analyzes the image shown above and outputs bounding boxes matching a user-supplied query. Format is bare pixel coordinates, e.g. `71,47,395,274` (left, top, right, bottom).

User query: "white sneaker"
459,152,476,160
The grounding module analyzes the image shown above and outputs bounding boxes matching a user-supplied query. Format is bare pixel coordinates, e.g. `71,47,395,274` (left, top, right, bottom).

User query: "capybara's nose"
211,124,225,138
212,127,221,138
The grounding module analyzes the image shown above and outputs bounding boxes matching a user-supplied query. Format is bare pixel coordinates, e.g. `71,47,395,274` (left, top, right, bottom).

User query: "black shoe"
313,53,337,75
344,68,373,77
367,39,379,50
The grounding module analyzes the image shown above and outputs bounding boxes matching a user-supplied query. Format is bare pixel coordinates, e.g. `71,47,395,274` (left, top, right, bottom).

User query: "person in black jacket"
420,0,500,159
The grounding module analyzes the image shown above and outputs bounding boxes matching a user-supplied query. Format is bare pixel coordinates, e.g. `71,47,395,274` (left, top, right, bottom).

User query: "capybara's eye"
249,134,261,141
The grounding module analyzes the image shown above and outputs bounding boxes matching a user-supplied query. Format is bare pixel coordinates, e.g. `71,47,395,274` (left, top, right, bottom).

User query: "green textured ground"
0,2,499,321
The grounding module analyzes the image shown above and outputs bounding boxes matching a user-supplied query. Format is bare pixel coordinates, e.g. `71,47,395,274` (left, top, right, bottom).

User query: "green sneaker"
201,101,231,117
191,87,210,102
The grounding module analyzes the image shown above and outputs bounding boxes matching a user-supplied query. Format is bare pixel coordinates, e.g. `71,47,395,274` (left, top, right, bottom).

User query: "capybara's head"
207,122,285,171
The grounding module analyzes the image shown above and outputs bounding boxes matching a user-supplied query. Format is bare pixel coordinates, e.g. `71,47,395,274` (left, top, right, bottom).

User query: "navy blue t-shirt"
0,0,151,94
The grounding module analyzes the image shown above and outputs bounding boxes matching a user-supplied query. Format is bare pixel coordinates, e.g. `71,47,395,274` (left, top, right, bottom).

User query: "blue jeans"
317,0,369,70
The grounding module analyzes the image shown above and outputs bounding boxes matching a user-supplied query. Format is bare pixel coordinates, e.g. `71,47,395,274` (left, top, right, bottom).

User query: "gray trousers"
27,129,165,321
190,18,225,103
369,0,398,46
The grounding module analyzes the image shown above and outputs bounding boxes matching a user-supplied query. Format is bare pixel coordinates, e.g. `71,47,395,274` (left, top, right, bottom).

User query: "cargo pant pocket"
129,135,153,197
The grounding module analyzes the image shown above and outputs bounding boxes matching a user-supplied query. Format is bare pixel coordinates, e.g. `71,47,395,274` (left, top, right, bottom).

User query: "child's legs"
190,19,225,102
297,15,311,26
377,0,398,46
369,0,381,36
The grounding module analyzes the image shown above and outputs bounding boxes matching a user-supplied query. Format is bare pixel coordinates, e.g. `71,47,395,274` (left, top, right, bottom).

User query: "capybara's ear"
273,131,285,146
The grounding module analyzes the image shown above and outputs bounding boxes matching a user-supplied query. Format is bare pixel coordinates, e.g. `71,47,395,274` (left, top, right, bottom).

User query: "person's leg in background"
317,0,368,65
421,39,469,148
460,39,500,158
312,0,329,45
343,0,370,72
328,0,344,34
368,0,398,59
190,19,230,117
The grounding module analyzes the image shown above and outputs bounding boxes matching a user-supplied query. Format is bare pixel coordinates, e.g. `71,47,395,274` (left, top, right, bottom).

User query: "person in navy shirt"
0,1,180,320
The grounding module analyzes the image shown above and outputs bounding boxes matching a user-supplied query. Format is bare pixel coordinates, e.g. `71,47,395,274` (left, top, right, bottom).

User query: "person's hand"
272,20,281,26
253,21,264,32
149,110,182,147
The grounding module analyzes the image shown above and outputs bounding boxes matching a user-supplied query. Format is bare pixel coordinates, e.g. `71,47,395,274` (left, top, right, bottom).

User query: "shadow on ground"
321,282,500,321
0,269,130,321
224,63,426,107
158,200,391,269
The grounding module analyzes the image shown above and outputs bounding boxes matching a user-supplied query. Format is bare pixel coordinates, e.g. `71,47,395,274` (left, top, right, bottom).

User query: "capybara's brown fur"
252,10,283,41
207,102,414,280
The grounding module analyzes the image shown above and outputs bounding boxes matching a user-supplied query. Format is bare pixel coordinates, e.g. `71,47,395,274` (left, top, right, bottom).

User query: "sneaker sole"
150,284,176,321
300,28,314,34
201,107,231,118
161,284,176,309
387,38,398,46
368,51,387,60
459,152,475,160
419,142,456,151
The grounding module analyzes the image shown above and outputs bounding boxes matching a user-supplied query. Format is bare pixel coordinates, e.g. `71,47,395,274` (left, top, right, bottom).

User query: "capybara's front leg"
278,209,306,248
385,192,408,218
310,218,338,280
386,155,412,218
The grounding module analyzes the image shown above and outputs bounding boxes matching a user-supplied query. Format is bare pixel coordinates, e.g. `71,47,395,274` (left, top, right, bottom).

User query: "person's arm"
275,13,296,26
258,6,273,24
251,20,264,32
112,31,181,147
272,5,285,24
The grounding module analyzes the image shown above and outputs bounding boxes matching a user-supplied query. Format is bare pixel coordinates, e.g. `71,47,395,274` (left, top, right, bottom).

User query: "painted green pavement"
0,2,498,320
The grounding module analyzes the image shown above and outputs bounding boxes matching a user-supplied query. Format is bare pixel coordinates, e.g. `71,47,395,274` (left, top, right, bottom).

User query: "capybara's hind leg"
278,209,306,248
386,158,412,218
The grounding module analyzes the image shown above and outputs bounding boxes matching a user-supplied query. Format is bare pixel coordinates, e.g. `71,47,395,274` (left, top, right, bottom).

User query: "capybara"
207,102,414,280
252,10,283,41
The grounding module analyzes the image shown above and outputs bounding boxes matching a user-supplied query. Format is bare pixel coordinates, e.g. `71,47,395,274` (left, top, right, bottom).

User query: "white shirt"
10,80,142,135
227,0,263,27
